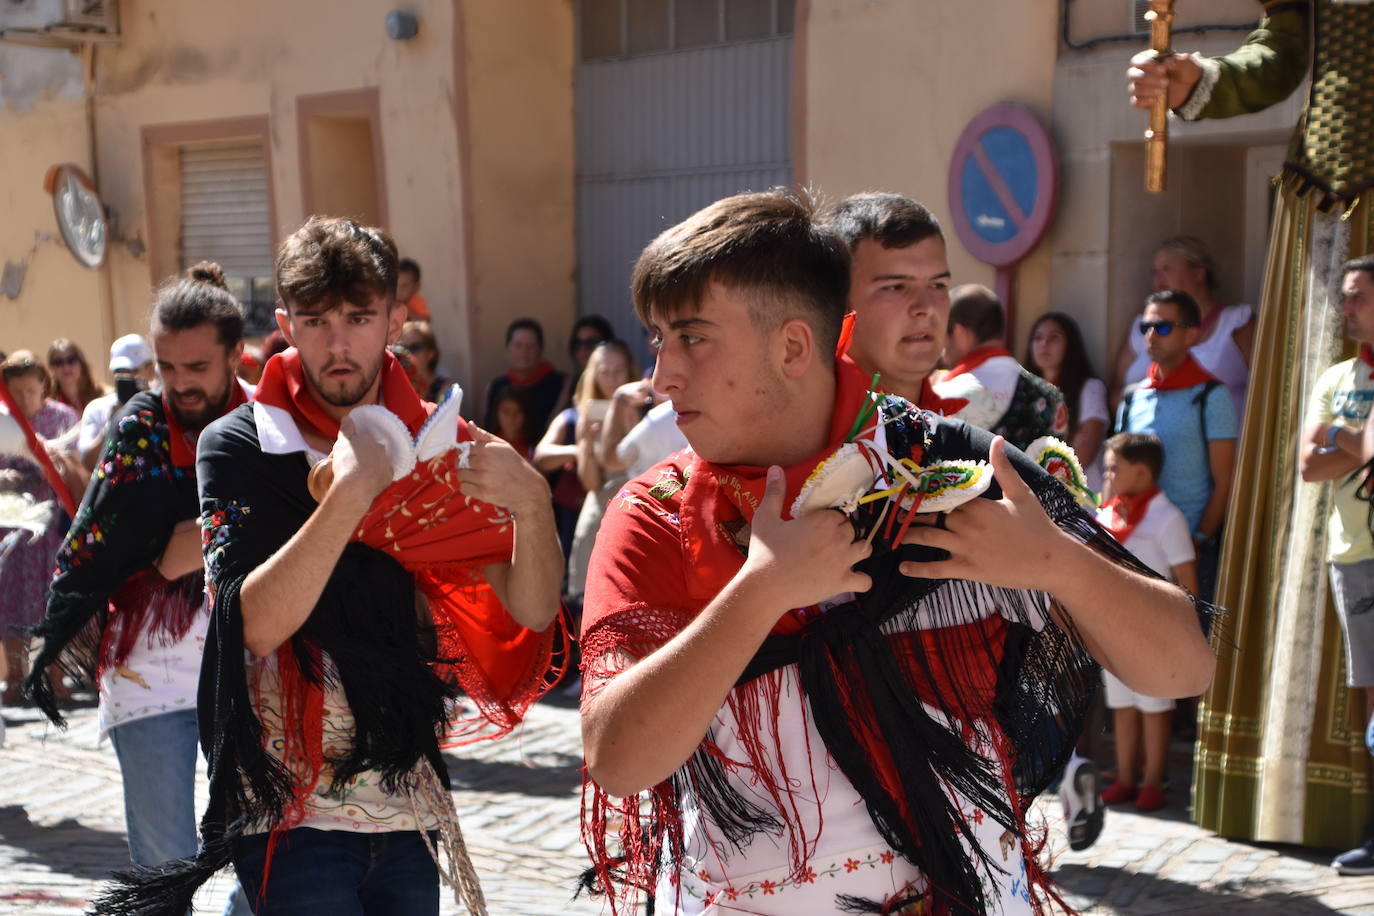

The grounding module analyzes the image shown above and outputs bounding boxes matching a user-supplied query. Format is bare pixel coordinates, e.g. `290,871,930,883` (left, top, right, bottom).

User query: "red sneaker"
1134,785,1166,812
1099,781,1138,805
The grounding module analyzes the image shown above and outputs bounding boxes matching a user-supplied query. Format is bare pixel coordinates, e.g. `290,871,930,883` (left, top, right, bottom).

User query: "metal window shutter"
180,141,272,277
575,37,792,364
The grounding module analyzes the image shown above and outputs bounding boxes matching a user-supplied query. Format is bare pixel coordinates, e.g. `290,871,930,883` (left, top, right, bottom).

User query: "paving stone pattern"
4,695,1374,914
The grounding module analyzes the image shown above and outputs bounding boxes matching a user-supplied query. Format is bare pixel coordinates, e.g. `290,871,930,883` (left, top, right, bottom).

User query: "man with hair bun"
24,261,252,912
94,217,563,915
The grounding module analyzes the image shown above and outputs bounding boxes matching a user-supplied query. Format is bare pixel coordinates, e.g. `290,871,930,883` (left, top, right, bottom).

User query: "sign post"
947,104,1059,342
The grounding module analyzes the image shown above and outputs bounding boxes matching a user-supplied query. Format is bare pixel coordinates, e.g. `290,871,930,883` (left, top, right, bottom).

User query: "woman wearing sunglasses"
45,339,108,416
1110,236,1254,422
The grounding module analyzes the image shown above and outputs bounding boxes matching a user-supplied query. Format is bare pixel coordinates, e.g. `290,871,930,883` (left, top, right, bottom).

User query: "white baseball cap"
109,334,153,372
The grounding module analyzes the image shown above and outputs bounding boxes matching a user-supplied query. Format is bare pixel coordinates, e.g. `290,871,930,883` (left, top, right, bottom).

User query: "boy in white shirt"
1096,433,1199,812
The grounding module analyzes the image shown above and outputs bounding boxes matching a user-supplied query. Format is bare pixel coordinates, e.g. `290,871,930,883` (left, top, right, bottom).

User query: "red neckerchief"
676,355,885,635
918,375,969,416
943,344,1014,380
1360,344,1374,380
1101,486,1160,545
506,360,557,388
667,312,865,624
1143,354,1218,391
255,348,430,440
162,381,249,468
836,309,857,357
837,311,965,416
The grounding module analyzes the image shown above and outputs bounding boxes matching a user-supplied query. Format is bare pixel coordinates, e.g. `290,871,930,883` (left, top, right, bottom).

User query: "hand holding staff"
1144,0,1176,193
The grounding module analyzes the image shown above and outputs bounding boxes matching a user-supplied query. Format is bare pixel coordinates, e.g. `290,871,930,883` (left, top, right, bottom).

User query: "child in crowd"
492,388,535,460
1097,433,1199,812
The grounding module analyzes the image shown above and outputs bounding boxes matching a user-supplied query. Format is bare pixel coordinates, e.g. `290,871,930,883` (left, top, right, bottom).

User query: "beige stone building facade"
800,0,1293,363
1,0,574,395
1,0,1292,394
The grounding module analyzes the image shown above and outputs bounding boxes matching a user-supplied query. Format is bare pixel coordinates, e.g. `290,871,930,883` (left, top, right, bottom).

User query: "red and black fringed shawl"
90,353,562,916
579,357,1209,916
21,388,242,724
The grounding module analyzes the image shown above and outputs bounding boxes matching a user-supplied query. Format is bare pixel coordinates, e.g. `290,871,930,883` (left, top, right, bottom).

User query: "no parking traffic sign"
947,104,1059,334
948,103,1058,267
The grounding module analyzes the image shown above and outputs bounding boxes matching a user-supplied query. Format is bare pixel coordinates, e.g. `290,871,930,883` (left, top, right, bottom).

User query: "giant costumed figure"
1130,0,1374,850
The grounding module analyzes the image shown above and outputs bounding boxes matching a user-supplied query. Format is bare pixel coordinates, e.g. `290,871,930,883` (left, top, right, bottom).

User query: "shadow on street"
1054,862,1351,914
0,803,128,882
443,751,584,797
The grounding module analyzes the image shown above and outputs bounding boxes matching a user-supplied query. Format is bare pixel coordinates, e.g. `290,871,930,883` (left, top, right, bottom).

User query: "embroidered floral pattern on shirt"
201,498,252,588
619,465,690,527
54,504,113,574
691,848,907,906
95,409,184,487
648,466,687,501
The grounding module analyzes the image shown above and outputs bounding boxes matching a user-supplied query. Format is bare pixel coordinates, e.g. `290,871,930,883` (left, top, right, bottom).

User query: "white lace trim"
1176,53,1220,121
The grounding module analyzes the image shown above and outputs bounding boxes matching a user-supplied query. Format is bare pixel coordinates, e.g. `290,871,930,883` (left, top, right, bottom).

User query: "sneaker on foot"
1334,839,1374,876
1099,780,1137,805
1060,757,1104,851
1134,784,1166,812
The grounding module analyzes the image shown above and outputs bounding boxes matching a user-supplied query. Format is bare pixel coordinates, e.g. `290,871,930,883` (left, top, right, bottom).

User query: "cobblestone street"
4,694,1374,915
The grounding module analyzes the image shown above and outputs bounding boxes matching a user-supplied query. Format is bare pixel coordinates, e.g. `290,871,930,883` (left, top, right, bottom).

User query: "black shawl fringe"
88,831,237,916
22,392,198,727
673,733,784,853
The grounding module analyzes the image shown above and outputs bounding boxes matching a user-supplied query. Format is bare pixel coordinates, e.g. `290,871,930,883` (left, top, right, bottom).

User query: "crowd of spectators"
0,234,1250,668
0,231,1250,802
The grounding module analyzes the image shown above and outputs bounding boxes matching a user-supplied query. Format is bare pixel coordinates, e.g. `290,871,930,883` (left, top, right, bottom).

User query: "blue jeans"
233,827,439,915
108,709,253,916
109,710,201,867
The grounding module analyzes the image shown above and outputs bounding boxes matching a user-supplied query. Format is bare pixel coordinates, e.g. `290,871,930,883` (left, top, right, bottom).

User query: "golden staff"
1145,0,1176,193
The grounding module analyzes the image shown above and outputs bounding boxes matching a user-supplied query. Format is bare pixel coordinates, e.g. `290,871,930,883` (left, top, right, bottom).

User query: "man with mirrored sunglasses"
1116,290,1237,602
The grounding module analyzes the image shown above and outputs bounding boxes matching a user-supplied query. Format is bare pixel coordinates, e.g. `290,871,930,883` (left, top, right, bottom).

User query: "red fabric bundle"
253,347,559,783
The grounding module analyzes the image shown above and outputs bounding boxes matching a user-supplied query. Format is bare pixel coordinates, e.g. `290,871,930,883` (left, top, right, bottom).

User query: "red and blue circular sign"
947,103,1059,268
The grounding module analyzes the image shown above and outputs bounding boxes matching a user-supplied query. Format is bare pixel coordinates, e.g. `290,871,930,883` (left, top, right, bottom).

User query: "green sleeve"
1181,6,1310,121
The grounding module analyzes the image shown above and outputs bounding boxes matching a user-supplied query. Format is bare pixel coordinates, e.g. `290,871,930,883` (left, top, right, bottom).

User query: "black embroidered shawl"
23,390,203,724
